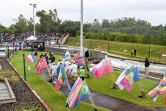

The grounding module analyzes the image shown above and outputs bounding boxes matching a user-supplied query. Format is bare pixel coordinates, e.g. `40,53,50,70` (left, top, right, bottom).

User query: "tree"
36,9,58,33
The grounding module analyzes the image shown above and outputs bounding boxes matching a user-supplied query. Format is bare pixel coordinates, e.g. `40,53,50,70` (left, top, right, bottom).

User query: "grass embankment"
10,50,110,111
65,37,166,62
86,73,164,107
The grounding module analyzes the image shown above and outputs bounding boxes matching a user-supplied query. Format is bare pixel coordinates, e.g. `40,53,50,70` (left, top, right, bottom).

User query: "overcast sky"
1,0,166,27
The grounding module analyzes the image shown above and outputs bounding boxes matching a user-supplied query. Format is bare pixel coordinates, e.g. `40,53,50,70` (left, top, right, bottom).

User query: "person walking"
50,63,58,84
70,61,78,85
79,66,86,81
145,57,150,77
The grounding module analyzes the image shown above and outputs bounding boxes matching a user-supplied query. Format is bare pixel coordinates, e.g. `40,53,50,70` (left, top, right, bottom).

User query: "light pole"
13,19,17,50
29,3,36,38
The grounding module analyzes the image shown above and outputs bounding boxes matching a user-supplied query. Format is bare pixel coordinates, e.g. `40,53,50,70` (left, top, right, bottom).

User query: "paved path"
41,69,165,111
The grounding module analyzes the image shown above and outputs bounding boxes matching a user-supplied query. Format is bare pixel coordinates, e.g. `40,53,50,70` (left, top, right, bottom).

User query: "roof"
33,38,45,43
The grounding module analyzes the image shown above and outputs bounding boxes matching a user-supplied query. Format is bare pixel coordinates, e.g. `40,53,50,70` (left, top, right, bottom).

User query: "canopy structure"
32,38,45,51
26,36,37,41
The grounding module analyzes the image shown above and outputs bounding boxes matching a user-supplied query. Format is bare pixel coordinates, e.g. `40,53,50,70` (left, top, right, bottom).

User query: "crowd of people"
37,51,86,85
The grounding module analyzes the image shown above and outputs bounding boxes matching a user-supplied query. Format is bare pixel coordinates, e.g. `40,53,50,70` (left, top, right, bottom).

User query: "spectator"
145,57,150,77
85,49,89,59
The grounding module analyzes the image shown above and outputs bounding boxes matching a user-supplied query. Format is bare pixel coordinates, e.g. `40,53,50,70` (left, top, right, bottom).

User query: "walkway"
41,69,165,111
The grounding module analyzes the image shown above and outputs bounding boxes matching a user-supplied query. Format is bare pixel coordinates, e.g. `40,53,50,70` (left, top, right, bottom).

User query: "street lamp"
80,0,83,56
29,3,36,38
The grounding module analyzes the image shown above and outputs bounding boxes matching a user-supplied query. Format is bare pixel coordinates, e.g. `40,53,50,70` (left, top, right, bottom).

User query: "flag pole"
66,77,71,91
111,71,117,89
23,54,26,81
86,80,97,111
89,95,97,111
47,66,52,78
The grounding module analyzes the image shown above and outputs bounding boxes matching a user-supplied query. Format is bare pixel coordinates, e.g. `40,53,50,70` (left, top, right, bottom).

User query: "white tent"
26,36,37,41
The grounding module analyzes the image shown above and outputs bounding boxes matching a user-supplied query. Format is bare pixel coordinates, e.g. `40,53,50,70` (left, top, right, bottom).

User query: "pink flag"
120,77,132,92
94,60,113,78
36,57,48,74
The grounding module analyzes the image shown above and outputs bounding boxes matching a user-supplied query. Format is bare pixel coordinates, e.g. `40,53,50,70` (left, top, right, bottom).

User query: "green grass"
10,50,111,111
65,37,166,63
86,72,164,107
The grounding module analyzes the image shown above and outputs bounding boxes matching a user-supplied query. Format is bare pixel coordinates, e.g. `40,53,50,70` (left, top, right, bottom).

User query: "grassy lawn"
65,37,166,63
10,50,111,111
86,72,164,107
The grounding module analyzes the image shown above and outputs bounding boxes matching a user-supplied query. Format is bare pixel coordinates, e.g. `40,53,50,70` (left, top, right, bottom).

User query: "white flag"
63,51,70,63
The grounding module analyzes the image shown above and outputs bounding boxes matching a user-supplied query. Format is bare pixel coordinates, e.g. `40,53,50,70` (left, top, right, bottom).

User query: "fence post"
90,39,92,49
23,54,26,81
108,42,110,52
148,46,150,58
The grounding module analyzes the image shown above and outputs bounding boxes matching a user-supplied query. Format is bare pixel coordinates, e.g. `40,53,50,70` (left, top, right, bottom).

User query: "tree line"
0,9,166,45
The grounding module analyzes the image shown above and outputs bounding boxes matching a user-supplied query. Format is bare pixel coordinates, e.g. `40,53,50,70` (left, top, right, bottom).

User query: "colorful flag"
90,58,113,78
116,66,140,92
116,67,129,90
55,66,67,90
74,55,85,66
35,57,47,74
25,54,36,62
120,67,134,91
147,74,166,103
133,67,141,82
66,77,91,108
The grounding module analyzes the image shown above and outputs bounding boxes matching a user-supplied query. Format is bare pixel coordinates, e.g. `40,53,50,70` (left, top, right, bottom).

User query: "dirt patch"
0,60,46,111
0,81,45,111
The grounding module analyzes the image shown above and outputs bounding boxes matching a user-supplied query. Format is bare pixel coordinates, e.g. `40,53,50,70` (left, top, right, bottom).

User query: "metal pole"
33,6,36,38
23,54,26,81
7,46,9,59
80,0,83,56
148,46,150,58
108,42,110,52
90,39,91,49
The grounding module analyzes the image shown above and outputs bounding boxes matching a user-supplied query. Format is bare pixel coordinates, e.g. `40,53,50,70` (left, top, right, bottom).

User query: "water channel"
52,45,166,75
0,82,10,99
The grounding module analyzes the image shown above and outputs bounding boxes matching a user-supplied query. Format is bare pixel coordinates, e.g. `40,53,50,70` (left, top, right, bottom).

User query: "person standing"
145,57,150,77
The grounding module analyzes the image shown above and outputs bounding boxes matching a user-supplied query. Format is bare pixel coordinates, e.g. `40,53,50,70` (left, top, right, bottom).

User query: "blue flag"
133,67,141,82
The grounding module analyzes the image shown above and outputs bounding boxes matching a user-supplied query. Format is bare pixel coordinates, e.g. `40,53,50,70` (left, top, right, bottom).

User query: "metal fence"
45,46,106,60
